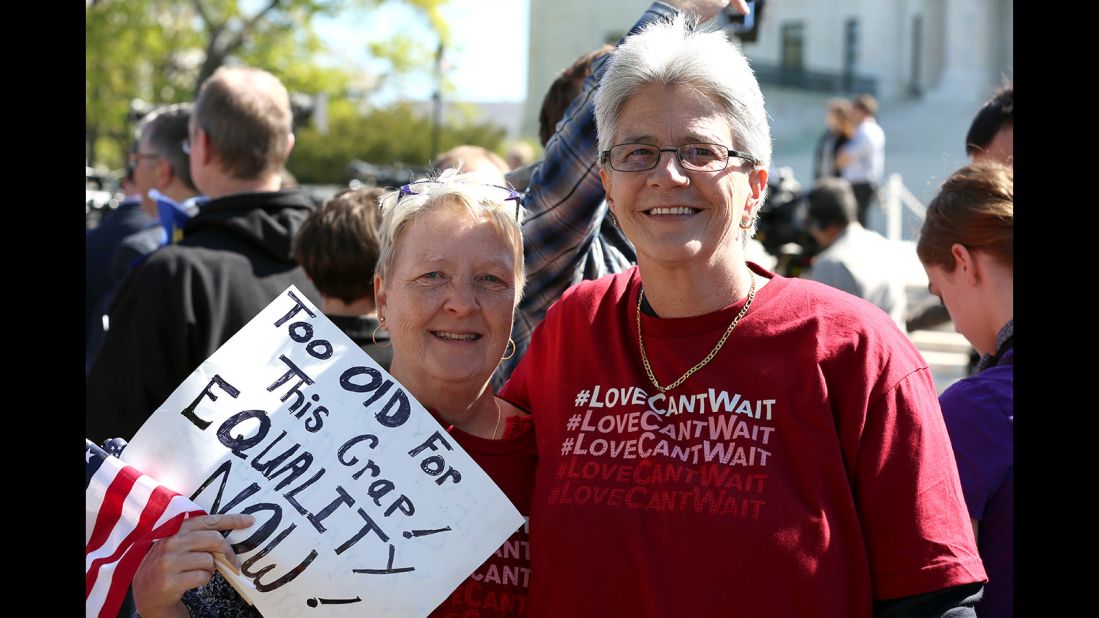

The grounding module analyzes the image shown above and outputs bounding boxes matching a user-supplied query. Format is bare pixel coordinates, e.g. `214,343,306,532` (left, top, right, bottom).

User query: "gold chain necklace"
454,400,502,439
490,399,502,440
636,273,757,394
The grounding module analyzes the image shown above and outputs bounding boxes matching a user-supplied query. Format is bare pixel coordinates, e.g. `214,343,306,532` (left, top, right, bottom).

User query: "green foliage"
368,35,434,75
288,101,507,184
86,0,205,165
401,0,451,44
86,0,448,169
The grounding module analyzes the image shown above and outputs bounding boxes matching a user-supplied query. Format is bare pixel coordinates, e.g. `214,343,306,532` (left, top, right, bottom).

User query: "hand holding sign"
122,287,523,617
133,513,255,616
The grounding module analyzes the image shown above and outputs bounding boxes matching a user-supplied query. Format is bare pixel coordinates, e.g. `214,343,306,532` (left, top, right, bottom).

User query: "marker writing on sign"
306,597,362,607
403,526,452,539
353,544,415,575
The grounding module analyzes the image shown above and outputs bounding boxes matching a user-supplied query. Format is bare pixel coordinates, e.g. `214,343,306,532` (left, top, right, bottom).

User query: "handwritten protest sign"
122,286,524,617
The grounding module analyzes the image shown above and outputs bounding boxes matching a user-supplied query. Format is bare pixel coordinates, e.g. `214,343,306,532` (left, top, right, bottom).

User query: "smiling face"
375,201,519,393
599,83,766,271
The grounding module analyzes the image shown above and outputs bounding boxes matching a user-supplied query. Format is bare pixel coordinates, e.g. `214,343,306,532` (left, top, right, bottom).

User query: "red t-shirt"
430,414,536,618
500,266,985,618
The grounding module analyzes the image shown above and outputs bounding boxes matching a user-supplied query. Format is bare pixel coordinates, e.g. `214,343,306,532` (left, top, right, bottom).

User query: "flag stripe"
85,440,207,618
86,470,156,577
87,482,193,595
86,503,202,618
86,465,142,556
86,486,203,585
90,509,200,618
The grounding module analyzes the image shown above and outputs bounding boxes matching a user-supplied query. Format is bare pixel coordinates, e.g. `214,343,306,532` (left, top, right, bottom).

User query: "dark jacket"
86,199,155,368
110,223,164,285
85,190,322,443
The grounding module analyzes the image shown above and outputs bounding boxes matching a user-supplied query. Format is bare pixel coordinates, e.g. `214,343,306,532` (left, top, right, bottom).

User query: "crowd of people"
86,1,1013,616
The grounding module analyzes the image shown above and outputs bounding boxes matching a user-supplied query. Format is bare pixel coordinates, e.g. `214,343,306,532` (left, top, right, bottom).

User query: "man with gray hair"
130,104,201,219
87,105,204,370
86,66,322,443
110,104,204,279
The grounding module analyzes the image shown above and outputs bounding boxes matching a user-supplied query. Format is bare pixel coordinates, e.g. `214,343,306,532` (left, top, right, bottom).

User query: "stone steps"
908,329,971,354
907,328,971,395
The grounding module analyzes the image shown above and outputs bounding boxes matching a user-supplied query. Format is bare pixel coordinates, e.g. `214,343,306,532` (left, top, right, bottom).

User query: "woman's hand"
132,513,255,617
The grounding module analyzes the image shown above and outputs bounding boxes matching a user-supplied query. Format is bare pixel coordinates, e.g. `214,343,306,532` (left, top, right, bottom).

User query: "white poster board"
122,286,523,617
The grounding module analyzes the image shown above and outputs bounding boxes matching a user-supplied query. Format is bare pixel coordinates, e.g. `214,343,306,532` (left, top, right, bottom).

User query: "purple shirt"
939,346,1013,617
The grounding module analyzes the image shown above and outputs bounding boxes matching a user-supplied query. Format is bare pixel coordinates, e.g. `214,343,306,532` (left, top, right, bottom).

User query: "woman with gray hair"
133,169,536,617
500,5,986,617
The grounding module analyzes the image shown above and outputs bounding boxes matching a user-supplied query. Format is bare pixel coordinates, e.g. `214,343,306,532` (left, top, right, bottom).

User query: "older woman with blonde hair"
918,161,1013,617
132,169,536,617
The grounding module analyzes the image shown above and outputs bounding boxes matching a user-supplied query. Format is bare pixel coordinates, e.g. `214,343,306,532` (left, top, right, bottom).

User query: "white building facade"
522,0,1013,138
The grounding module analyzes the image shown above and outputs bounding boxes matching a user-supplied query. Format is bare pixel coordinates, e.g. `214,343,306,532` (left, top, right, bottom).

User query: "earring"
739,219,752,230
372,324,391,347
501,338,516,360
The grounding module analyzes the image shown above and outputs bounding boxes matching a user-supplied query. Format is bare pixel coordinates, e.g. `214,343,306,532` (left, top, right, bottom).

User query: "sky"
313,0,530,105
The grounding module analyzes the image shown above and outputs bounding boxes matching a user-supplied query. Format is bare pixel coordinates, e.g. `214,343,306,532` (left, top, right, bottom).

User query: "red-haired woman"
917,161,1013,617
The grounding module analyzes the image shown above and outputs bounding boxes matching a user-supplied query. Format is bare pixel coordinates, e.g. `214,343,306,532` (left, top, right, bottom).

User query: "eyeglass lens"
610,144,734,172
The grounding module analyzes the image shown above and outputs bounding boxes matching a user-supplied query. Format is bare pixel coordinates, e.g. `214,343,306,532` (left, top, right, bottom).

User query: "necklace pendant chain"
490,399,502,440
636,273,757,394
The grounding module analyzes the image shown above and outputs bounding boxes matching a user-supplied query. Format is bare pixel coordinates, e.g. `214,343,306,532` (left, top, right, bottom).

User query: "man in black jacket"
86,164,152,371
86,66,322,443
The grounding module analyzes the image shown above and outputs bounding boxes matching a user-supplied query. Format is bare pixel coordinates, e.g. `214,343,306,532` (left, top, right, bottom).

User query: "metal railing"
878,173,927,242
751,63,878,95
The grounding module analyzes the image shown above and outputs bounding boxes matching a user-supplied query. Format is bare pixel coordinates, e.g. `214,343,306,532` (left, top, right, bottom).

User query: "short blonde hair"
376,168,526,302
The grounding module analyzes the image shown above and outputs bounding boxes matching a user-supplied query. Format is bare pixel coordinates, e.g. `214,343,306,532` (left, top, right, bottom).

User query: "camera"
725,0,765,43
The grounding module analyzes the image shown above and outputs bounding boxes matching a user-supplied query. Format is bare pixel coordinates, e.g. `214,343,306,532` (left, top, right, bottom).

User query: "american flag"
85,439,207,618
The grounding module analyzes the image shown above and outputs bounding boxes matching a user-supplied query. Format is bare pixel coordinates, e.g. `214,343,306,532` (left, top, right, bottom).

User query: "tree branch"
224,0,284,55
190,0,214,30
193,0,285,93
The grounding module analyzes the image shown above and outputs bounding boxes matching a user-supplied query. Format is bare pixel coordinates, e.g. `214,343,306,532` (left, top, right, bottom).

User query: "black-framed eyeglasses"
600,143,761,172
398,181,524,222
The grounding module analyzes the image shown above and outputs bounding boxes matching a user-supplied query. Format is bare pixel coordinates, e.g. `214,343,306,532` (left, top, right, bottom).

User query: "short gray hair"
375,167,526,304
594,14,773,235
139,104,196,192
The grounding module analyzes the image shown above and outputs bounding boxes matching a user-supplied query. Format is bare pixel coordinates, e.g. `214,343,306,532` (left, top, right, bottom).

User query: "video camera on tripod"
754,166,823,277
